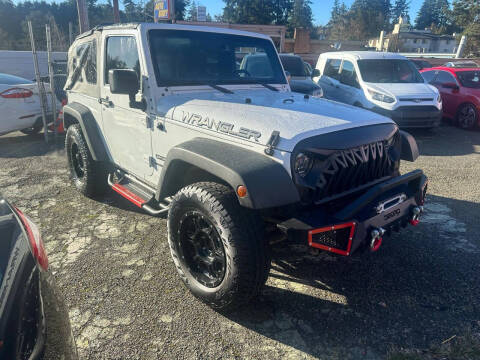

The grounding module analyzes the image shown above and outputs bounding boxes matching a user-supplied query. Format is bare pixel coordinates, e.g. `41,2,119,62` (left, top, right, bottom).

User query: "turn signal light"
237,185,247,198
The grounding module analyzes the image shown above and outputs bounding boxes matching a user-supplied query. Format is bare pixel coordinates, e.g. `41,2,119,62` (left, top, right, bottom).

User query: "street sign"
197,6,206,22
154,0,171,22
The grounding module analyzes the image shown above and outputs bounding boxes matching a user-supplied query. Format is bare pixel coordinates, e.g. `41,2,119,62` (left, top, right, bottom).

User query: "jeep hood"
160,89,395,152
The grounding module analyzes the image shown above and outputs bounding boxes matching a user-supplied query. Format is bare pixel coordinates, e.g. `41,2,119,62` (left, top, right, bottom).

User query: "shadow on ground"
0,132,64,158
408,123,480,157
225,194,480,358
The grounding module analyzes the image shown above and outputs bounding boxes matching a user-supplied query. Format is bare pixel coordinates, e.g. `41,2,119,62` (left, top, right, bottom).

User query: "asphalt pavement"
0,124,479,359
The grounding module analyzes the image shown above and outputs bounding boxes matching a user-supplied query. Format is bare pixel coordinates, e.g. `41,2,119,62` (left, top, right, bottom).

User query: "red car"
420,67,480,129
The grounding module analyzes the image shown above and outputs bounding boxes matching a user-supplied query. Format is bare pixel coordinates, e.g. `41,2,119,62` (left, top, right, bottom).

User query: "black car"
279,54,323,97
410,59,433,70
0,196,77,359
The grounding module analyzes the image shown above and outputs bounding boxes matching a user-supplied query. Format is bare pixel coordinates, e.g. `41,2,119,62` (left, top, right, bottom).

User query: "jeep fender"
399,130,419,162
63,102,109,162
156,138,300,209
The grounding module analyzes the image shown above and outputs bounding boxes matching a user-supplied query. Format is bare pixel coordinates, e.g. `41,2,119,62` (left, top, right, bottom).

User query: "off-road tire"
65,124,108,197
20,121,43,135
167,182,270,311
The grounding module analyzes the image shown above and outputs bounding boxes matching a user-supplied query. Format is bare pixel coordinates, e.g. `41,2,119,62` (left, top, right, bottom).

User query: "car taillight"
14,207,48,271
0,87,33,99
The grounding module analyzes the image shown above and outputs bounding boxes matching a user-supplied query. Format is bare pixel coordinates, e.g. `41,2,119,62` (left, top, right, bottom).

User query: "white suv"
313,51,442,128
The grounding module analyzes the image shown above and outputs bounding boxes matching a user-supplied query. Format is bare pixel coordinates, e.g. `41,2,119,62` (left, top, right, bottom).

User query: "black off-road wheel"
167,182,270,311
65,124,108,197
456,103,478,130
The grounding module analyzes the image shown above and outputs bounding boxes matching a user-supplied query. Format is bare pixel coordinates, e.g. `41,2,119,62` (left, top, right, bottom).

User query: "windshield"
457,71,480,89
279,55,306,77
357,59,424,83
148,30,286,87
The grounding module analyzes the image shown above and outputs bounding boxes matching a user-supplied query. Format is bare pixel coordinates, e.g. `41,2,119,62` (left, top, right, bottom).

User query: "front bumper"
372,106,442,128
277,170,428,255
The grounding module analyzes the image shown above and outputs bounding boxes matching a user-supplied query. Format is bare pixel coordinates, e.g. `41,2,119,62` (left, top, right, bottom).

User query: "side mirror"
109,69,139,95
285,71,291,83
109,69,145,111
311,68,320,78
442,82,459,91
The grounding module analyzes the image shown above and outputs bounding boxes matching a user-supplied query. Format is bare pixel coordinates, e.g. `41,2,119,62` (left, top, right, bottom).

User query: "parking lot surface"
1,125,479,359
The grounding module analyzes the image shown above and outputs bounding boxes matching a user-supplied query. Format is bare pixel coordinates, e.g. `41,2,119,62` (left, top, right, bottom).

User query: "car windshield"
357,59,424,83
457,71,480,89
0,73,33,84
148,30,286,87
280,55,306,77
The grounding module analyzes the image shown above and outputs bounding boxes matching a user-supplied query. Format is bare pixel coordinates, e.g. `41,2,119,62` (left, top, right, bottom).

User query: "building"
368,17,457,54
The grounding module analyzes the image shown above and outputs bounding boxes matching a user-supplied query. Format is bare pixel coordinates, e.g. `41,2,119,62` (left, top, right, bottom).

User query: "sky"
199,0,425,25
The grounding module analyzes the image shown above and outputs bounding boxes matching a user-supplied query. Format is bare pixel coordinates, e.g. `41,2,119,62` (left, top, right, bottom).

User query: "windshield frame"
357,59,425,84
147,29,287,88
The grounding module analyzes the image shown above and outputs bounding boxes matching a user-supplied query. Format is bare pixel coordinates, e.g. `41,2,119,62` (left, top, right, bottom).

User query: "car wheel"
65,124,107,197
456,103,478,130
167,182,270,311
20,122,43,135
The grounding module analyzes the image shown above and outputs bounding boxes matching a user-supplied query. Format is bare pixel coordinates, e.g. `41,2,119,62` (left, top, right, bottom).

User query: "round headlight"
294,153,313,177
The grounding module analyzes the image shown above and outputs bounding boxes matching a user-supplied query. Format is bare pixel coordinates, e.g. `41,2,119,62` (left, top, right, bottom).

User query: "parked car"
278,54,323,97
0,195,77,359
62,23,427,311
0,73,58,136
410,59,432,70
443,61,479,68
421,66,480,129
313,51,442,128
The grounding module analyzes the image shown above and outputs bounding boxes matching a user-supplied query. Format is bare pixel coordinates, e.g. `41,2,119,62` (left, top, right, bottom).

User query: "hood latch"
264,131,280,156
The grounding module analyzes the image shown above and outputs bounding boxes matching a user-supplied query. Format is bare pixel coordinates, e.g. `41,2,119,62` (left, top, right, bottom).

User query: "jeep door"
100,34,152,179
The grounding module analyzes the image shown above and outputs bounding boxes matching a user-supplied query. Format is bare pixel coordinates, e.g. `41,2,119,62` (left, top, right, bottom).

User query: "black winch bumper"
277,170,428,255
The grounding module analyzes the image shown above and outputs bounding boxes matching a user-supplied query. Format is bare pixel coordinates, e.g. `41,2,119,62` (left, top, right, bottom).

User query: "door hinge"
143,155,156,166
145,115,154,129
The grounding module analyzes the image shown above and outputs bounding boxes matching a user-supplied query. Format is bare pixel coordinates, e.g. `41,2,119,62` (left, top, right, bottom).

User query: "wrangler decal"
178,111,261,142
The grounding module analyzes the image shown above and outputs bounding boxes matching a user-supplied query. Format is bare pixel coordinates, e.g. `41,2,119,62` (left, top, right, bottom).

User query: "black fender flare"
399,130,419,162
156,138,300,209
63,102,109,162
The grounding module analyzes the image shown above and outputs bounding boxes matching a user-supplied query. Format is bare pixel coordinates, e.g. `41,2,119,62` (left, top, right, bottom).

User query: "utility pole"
113,0,120,23
76,0,90,33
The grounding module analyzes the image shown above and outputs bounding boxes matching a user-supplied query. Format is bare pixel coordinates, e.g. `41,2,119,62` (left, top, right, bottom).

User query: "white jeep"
63,23,427,310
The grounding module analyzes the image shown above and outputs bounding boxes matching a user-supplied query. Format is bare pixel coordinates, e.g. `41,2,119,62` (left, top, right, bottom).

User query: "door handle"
99,97,113,107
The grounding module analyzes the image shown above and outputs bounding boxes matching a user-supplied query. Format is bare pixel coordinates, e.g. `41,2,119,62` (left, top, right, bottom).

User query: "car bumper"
372,106,442,128
277,170,428,255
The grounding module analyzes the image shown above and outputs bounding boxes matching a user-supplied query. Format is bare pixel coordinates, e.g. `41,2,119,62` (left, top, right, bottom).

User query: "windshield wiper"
257,82,279,92
207,84,234,94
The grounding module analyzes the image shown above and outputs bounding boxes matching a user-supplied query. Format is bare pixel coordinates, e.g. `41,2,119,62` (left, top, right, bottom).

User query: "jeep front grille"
297,138,398,204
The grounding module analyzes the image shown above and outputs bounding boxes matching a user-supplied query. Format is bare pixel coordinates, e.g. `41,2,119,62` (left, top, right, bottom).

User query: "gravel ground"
1,124,479,359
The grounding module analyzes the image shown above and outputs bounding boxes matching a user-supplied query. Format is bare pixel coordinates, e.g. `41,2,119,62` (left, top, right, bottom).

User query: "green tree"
222,0,277,24
348,0,391,40
187,0,197,21
452,0,480,56
415,0,452,31
288,0,313,33
391,0,410,23
328,0,350,40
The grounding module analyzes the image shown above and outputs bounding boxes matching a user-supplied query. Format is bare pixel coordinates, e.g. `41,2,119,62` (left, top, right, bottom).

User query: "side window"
105,36,140,85
85,41,97,84
72,40,96,85
434,71,456,85
339,60,359,88
324,59,341,80
421,70,436,83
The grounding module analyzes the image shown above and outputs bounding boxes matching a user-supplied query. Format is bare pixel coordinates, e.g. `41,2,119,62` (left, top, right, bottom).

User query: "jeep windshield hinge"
264,130,280,156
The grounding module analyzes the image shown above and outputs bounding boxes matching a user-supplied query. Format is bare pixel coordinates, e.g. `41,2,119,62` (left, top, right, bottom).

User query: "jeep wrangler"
63,23,427,311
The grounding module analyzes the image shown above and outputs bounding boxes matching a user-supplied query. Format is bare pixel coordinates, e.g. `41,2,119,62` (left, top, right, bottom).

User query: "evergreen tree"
415,0,451,31
288,0,313,30
328,0,349,40
391,0,410,23
452,0,480,56
187,0,197,21
348,0,391,40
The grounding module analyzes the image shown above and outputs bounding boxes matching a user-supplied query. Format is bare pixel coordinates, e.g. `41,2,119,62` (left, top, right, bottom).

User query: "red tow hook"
409,206,424,226
370,227,385,252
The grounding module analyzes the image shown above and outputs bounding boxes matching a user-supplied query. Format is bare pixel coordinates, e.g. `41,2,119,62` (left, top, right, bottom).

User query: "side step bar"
107,173,170,215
